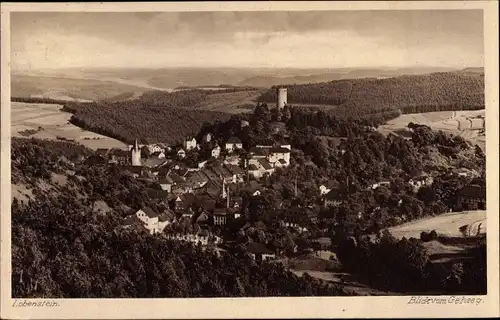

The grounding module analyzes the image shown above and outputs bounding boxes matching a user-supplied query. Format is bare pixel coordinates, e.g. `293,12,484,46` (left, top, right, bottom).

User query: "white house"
213,208,228,226
159,176,174,192
183,137,197,151
135,207,160,235
369,181,391,190
203,133,212,143
223,155,240,166
177,148,186,158
248,158,274,179
319,180,340,196
147,144,164,154
247,243,276,262
150,151,166,159
408,176,434,191
198,160,208,169
211,144,221,158
267,146,291,167
225,137,243,152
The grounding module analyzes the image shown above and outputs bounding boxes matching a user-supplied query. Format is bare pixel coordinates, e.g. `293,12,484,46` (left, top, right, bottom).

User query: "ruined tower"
277,88,287,110
131,138,141,166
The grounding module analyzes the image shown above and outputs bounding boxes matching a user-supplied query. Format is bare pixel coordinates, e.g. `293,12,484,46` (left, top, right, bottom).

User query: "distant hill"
257,72,485,117
12,67,463,102
238,67,458,87
455,67,485,76
11,74,148,102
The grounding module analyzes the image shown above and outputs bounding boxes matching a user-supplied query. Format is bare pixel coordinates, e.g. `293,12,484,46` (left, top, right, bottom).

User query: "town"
78,88,486,263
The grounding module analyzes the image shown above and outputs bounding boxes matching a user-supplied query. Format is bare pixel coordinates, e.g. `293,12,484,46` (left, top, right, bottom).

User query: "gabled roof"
227,136,242,144
159,176,174,185
269,147,291,154
196,195,217,211
258,158,273,170
158,210,176,222
121,165,143,174
169,173,186,184
196,212,210,223
123,215,143,227
139,207,159,218
243,181,262,193
225,164,244,175
324,189,348,201
142,158,167,168
247,242,274,255
249,147,269,156
213,208,227,216
146,188,169,199
248,164,259,171
178,193,197,207
328,179,340,189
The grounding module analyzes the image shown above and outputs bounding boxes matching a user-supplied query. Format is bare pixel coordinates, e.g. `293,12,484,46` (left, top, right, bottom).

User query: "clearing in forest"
10,102,128,150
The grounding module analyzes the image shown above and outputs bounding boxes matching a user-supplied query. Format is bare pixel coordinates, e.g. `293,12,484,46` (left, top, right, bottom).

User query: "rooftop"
140,207,159,219
247,242,274,255
227,136,242,144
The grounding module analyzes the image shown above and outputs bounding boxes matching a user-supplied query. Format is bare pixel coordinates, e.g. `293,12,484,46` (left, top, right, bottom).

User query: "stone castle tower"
277,88,287,110
131,138,141,166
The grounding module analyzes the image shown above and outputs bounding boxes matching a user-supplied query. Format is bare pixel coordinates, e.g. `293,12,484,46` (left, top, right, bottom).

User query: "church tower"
131,138,141,166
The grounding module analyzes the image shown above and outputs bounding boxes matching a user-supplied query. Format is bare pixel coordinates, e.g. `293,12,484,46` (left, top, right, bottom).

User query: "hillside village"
10,86,488,296
76,88,486,262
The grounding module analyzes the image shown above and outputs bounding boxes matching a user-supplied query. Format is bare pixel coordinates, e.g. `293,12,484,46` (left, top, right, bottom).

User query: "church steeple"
131,138,141,166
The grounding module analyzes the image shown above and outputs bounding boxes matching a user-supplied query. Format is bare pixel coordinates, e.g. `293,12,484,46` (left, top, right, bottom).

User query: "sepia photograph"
1,1,499,319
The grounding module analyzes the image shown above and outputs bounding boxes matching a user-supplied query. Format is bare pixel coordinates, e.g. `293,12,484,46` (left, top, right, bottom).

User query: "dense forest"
63,101,230,145
336,231,486,294
257,73,484,118
11,96,80,105
12,194,349,298
11,137,350,298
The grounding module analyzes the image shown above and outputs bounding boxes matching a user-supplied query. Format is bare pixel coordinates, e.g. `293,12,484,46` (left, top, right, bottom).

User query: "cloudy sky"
11,10,484,70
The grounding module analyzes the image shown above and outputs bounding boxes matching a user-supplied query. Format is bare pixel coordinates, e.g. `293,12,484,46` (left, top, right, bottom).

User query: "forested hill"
11,137,350,298
64,101,230,145
257,72,484,117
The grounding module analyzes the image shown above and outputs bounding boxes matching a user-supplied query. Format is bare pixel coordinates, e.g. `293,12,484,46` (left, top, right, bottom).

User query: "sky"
11,10,484,70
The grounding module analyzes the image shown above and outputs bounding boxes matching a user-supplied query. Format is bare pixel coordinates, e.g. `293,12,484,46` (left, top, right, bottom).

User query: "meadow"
11,102,128,150
378,110,486,151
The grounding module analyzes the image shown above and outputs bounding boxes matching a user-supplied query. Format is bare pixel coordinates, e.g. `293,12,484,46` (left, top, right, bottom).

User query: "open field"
11,102,128,150
378,110,486,150
290,270,396,296
192,90,263,113
385,210,486,240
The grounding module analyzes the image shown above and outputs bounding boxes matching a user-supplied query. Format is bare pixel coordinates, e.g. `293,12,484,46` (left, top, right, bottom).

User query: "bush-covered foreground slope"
11,138,350,298
257,72,484,117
